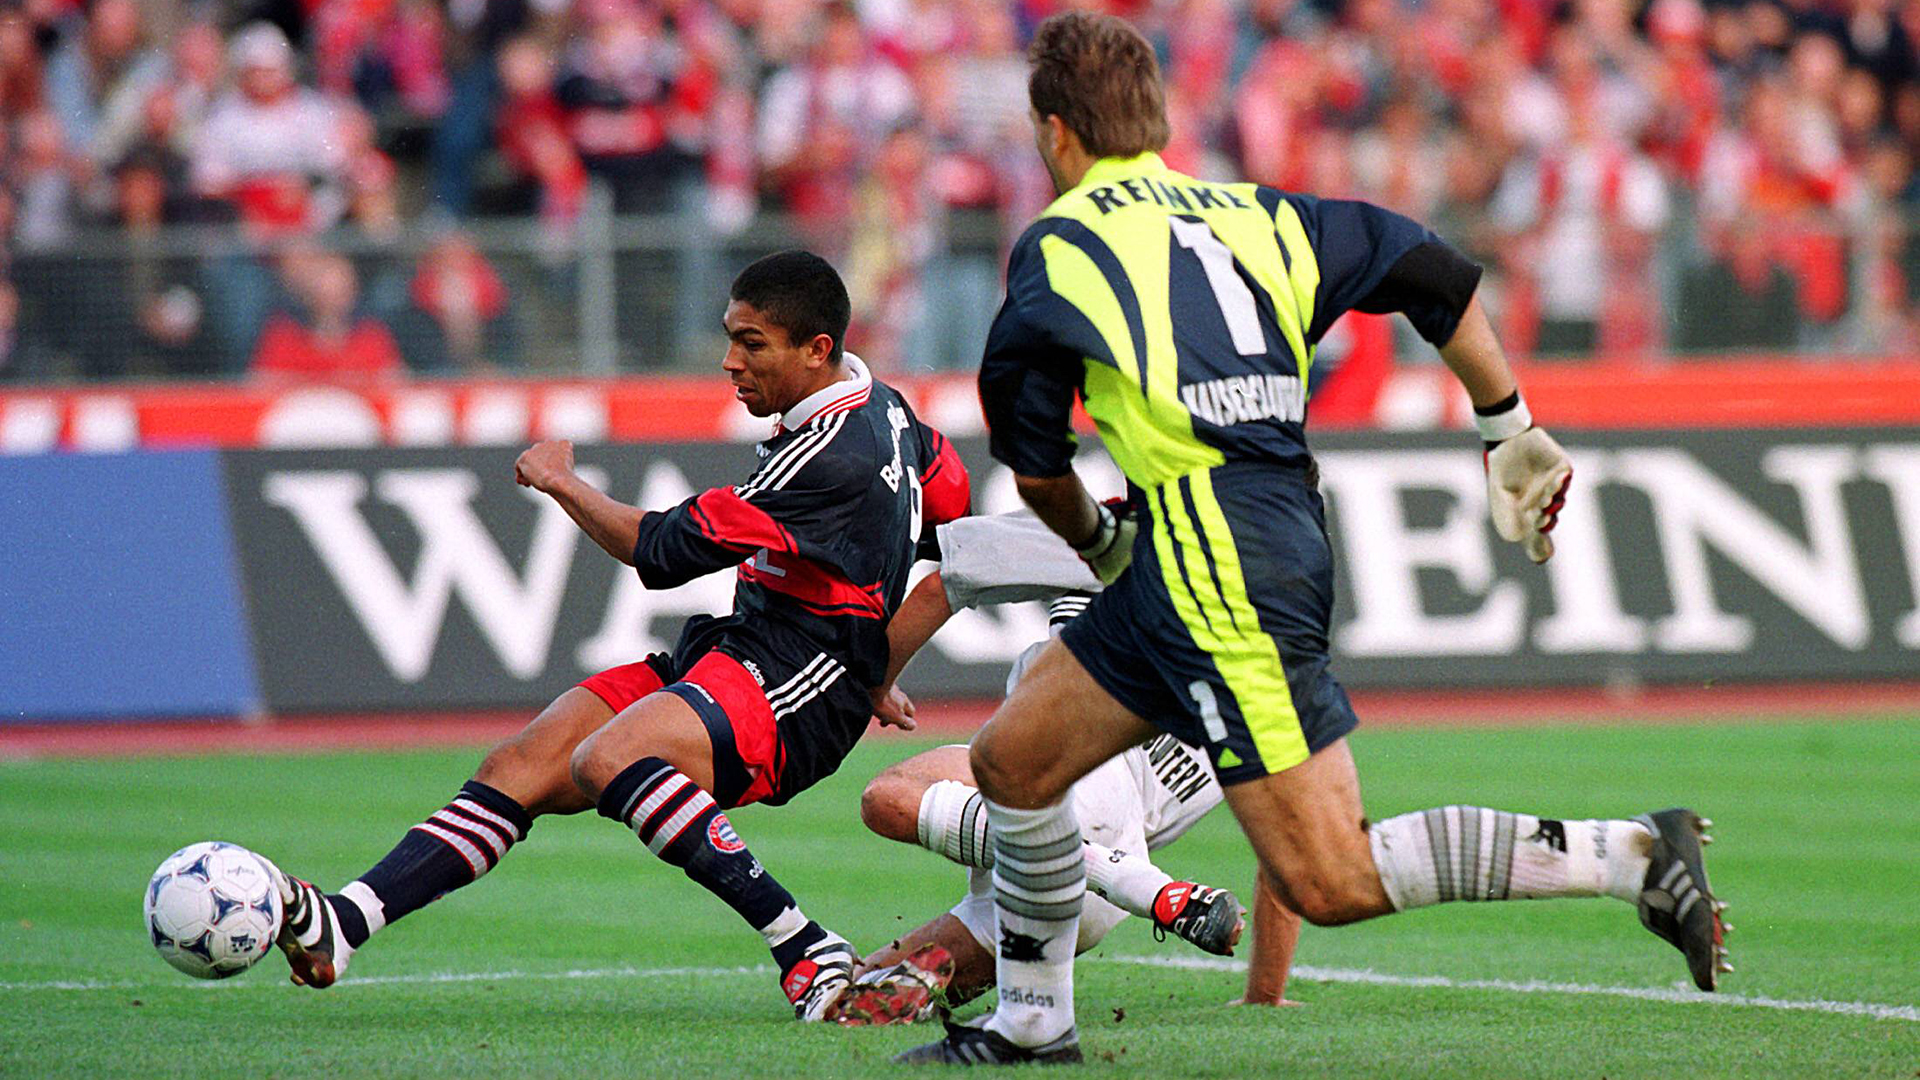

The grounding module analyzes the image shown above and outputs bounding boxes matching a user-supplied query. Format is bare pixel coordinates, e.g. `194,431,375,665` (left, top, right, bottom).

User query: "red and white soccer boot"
1151,881,1245,957
827,944,957,1026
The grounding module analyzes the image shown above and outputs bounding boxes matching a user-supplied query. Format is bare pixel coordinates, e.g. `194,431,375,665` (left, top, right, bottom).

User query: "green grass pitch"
1,717,1915,1078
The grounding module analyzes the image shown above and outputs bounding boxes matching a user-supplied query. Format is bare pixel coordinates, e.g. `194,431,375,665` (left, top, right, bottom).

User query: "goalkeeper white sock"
918,780,992,867
984,798,1083,1048
920,780,1171,921
1369,807,1651,910
1082,841,1173,919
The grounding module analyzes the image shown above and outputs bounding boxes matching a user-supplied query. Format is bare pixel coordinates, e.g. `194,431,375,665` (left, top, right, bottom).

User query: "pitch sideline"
8,958,1912,1023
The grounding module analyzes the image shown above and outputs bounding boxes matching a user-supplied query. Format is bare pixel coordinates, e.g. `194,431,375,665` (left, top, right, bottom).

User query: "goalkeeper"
831,512,1303,1023
903,13,1726,1065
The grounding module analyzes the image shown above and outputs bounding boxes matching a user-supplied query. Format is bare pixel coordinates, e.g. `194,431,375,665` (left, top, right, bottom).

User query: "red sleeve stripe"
921,430,951,483
693,487,798,553
919,429,971,526
740,557,888,617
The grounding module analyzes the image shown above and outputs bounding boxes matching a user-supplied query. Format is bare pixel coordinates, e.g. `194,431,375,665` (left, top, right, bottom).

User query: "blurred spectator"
1351,94,1445,220
9,109,81,375
1858,135,1920,350
556,0,717,213
42,0,164,166
0,0,1915,381
88,147,218,375
92,21,224,171
925,0,1026,192
193,23,348,235
336,106,402,238
1491,82,1670,356
396,228,519,370
1841,0,1916,89
254,250,403,381
429,0,534,216
758,1,914,245
1700,72,1855,326
315,0,450,129
1230,22,1326,193
846,121,931,366
0,11,46,118
11,107,77,249
1676,221,1803,350
1641,0,1720,183
492,33,586,223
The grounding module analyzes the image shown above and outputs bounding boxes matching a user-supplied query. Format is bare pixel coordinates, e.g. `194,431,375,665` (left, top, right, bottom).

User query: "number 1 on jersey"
1187,679,1231,744
1170,217,1266,356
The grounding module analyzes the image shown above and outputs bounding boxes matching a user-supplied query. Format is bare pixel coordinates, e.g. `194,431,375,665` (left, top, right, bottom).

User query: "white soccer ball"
144,841,283,980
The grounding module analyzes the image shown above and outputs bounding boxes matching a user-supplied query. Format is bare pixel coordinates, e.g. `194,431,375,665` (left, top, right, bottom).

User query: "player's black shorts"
1060,461,1358,786
577,615,870,808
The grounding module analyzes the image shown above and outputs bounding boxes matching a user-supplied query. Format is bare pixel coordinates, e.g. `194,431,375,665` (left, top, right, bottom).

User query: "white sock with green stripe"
1369,807,1652,909
983,798,1083,1048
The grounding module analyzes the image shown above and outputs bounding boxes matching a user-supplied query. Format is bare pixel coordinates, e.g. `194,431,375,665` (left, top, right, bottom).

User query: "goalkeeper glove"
1479,395,1572,564
1072,497,1138,585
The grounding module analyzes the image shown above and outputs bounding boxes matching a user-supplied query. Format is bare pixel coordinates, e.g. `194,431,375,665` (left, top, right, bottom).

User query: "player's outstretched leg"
267,686,612,987
590,753,853,1019
914,778,1243,956
1236,740,1730,991
1367,804,1729,989
573,682,858,1021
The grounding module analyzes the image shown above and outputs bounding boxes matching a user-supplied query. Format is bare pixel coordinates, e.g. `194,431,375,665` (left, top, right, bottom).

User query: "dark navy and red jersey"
616,356,970,801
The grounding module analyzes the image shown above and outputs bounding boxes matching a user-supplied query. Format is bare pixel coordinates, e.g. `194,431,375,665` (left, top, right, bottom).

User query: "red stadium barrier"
6,353,1920,454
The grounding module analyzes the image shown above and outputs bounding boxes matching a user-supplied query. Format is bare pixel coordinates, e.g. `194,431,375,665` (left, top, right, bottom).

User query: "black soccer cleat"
1634,808,1730,992
1150,881,1244,957
261,862,355,989
894,1019,1082,1066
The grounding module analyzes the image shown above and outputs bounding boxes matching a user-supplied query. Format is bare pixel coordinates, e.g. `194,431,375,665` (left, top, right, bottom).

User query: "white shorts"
948,752,1147,955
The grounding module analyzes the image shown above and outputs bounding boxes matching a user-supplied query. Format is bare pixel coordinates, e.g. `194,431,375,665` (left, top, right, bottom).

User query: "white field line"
4,957,1912,1023
1107,955,1920,1023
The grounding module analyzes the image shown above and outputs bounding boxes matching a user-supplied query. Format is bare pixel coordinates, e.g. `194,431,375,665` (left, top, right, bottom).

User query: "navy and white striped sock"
337,780,531,947
596,757,808,950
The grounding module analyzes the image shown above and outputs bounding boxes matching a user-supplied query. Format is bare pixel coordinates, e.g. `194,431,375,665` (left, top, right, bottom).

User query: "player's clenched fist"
515,439,576,493
1485,426,1572,564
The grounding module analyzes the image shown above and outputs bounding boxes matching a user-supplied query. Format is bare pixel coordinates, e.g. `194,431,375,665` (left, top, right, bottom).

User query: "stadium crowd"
0,0,1915,379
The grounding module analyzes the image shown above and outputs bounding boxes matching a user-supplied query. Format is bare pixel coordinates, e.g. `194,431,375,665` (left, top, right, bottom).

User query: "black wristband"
1071,502,1117,556
1474,390,1522,417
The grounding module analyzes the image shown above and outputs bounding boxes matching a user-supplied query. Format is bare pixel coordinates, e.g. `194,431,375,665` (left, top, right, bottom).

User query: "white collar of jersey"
775,352,872,434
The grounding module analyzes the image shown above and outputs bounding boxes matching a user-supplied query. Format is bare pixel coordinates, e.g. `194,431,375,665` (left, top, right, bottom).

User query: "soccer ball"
144,841,282,979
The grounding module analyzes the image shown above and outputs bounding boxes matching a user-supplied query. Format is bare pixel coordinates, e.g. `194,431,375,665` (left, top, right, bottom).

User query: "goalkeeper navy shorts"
1059,461,1357,785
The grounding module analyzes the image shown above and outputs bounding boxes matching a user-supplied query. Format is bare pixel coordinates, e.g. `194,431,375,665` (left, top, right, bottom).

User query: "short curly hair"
1027,11,1170,160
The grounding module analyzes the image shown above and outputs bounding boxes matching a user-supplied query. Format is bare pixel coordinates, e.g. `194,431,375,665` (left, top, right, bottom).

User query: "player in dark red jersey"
262,251,970,1021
